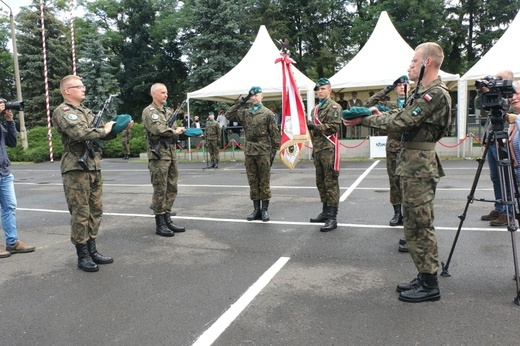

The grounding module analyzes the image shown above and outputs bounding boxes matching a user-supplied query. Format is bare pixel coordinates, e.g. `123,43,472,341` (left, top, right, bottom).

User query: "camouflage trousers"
207,140,219,162
401,175,440,274
62,170,103,245
122,139,130,155
386,150,402,205
245,154,271,200
149,159,178,214
313,148,340,207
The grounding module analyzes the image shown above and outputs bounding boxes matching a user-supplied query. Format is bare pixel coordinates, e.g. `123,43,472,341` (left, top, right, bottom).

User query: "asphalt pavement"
1,156,519,345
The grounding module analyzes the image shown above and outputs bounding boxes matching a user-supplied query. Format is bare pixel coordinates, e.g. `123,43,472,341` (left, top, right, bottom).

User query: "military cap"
341,106,371,120
184,128,203,137
314,78,331,91
208,111,214,115
111,114,132,134
249,86,262,95
396,75,410,84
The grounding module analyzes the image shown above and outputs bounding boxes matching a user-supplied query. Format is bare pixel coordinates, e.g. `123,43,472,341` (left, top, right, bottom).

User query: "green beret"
314,78,331,91
249,86,262,95
375,105,390,112
184,128,203,137
111,114,132,135
341,107,371,120
397,75,410,84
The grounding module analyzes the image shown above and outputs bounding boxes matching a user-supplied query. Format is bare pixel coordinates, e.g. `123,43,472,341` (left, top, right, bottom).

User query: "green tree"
16,0,72,128
0,12,15,101
77,32,121,117
83,0,188,118
180,0,251,117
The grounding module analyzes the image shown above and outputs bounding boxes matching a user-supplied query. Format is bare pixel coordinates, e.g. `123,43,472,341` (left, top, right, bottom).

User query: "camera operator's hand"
505,113,518,124
3,109,13,121
0,101,4,113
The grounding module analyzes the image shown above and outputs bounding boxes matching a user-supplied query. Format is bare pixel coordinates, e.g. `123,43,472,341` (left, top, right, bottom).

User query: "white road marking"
340,160,380,201
16,207,508,232
191,257,290,346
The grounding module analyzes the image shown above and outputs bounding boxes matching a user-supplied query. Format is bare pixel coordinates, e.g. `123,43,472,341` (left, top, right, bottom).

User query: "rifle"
150,100,187,159
77,94,118,171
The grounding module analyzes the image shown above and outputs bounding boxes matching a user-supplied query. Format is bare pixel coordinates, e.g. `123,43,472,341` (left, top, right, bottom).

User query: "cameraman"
0,105,35,258
504,82,520,182
476,70,515,226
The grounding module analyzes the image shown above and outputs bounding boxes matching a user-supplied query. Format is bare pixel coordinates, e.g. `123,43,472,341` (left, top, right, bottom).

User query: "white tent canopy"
329,11,459,93
187,25,315,103
457,10,520,143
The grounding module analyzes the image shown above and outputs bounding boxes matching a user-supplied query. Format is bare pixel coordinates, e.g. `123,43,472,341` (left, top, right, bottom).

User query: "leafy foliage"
1,0,520,158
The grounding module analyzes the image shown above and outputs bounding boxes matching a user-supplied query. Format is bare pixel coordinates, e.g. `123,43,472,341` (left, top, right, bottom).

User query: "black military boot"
396,273,422,293
261,200,270,222
210,160,216,168
310,203,329,223
214,159,219,169
75,244,99,272
156,215,174,237
164,213,186,233
87,239,113,264
398,273,441,302
398,241,409,253
389,204,403,226
320,207,338,232
247,200,262,221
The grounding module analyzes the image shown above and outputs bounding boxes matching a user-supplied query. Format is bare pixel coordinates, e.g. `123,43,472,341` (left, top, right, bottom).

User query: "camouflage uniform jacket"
310,98,342,153
205,119,221,142
364,88,402,152
52,101,115,174
142,102,179,161
225,103,280,155
361,78,451,178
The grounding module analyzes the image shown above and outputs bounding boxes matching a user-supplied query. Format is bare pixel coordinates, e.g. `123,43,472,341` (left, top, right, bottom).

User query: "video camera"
475,76,515,110
0,99,24,112
475,76,516,130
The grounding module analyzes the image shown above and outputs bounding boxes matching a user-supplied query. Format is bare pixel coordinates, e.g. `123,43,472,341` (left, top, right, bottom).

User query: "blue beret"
341,107,371,119
314,78,331,91
111,114,132,135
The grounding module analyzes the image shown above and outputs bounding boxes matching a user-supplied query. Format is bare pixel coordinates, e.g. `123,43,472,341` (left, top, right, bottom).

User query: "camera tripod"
441,119,520,305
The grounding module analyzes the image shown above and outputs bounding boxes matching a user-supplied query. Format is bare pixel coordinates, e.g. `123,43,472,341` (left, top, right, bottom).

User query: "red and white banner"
275,54,309,170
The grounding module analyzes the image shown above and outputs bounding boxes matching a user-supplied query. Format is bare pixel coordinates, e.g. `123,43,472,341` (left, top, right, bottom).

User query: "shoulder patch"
423,94,432,102
149,107,155,111
67,113,78,121
151,114,159,120
62,106,70,111
411,106,422,117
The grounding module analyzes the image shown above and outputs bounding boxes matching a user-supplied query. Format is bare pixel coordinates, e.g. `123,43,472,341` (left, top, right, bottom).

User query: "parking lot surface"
1,157,519,345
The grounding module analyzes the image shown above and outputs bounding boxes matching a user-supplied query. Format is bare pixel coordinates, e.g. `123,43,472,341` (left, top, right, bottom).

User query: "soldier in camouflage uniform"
205,112,221,168
307,78,342,232
142,83,187,237
344,43,451,303
121,128,131,159
365,76,410,252
225,86,280,222
53,75,133,272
